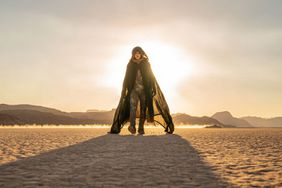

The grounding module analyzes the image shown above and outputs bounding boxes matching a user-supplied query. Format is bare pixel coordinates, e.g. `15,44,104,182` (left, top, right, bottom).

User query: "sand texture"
0,127,281,188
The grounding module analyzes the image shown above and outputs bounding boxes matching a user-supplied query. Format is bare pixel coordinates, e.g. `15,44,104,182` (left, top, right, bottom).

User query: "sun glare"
103,41,197,104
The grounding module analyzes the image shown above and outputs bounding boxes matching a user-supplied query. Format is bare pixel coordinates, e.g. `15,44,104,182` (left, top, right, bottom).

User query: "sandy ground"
0,127,281,188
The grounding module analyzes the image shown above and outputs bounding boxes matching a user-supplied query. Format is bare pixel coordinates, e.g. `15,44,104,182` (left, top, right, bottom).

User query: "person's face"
134,51,142,60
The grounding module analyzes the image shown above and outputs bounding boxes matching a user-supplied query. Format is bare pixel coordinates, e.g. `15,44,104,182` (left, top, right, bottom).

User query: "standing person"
127,48,147,134
109,46,174,134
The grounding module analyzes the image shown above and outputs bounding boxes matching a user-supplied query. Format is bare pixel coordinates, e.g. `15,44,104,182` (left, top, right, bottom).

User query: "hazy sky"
0,0,281,117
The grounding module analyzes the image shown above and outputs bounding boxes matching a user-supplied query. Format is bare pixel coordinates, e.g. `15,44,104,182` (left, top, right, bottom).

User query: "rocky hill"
212,111,253,127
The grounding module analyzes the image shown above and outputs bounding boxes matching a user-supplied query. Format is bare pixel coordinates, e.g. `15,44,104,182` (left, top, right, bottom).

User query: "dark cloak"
109,47,174,134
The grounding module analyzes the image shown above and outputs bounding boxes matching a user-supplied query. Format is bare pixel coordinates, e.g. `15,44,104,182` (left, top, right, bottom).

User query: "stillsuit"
129,67,146,130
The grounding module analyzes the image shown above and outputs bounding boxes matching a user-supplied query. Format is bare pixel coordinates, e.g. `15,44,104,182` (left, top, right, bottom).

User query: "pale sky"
0,0,281,118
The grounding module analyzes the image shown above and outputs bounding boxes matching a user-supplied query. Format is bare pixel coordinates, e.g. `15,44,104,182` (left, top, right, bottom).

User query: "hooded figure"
109,46,174,134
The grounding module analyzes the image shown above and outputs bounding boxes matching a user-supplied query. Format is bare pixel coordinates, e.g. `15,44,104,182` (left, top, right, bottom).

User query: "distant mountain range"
171,113,234,127
212,111,253,127
211,111,282,127
241,116,282,127
0,104,281,127
0,104,115,125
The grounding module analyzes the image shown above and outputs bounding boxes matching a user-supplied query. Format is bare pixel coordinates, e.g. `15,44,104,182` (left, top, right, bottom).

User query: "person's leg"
138,89,146,134
129,89,138,134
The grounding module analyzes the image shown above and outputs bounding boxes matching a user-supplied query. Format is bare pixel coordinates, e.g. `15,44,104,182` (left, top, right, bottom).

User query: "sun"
141,42,195,95
103,41,197,105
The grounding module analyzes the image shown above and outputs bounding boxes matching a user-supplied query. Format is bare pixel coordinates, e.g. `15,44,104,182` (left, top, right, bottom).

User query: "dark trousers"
129,87,146,130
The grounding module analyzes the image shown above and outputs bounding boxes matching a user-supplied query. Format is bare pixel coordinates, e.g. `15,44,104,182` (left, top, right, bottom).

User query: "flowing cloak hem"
110,78,174,134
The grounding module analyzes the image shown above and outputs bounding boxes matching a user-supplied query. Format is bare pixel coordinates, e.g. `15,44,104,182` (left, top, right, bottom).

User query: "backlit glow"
103,40,197,104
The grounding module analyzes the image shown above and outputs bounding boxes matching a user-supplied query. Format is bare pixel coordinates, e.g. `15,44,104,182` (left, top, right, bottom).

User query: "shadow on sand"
0,133,234,188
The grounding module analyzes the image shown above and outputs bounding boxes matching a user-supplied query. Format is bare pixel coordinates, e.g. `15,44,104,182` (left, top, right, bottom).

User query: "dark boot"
128,125,136,134
138,118,145,135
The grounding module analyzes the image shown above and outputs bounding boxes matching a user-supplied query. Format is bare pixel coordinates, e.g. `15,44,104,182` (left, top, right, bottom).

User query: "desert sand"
0,126,281,187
